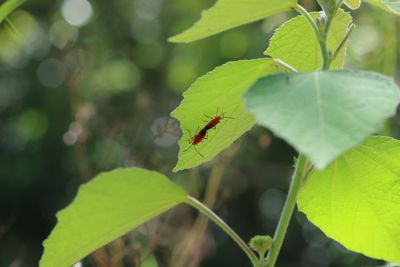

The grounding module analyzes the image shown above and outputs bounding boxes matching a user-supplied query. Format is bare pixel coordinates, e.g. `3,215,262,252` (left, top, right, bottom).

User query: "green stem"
265,154,309,267
185,196,260,267
294,4,329,70
330,24,355,63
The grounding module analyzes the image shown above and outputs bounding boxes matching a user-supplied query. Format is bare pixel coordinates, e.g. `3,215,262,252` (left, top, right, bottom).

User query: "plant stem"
330,23,355,63
185,196,260,267
265,154,309,267
294,4,330,70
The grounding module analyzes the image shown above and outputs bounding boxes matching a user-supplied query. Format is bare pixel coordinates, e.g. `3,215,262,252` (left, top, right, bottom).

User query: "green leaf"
172,58,288,172
169,0,297,43
365,0,400,15
298,136,400,263
265,9,352,71
40,168,187,267
0,0,27,24
344,0,361,9
244,70,400,169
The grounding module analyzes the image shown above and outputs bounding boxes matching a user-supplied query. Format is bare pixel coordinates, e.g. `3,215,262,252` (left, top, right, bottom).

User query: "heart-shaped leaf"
244,70,400,169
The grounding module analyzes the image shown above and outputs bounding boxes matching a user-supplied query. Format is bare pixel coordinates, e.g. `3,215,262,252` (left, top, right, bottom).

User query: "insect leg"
193,145,204,157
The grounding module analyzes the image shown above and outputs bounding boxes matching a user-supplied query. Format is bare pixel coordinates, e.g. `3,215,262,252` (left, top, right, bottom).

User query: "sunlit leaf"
40,168,187,267
169,0,297,43
265,9,352,71
365,0,400,15
298,136,400,263
244,70,400,169
172,58,288,172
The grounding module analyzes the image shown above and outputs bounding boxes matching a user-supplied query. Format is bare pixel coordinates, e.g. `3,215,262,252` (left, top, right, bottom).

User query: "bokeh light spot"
151,117,180,147
37,58,66,88
13,109,48,141
259,188,285,220
49,20,79,49
94,59,140,94
62,0,93,27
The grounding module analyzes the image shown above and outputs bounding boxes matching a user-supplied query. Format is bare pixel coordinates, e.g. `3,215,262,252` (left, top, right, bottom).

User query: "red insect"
184,111,234,157
184,127,207,157
204,112,234,130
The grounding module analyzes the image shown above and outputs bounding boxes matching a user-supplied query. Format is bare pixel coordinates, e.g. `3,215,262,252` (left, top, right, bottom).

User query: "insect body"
204,112,234,130
185,127,207,157
190,127,207,145
184,111,234,157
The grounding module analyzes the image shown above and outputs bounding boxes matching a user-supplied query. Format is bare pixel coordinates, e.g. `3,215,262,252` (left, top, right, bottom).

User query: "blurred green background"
0,0,399,266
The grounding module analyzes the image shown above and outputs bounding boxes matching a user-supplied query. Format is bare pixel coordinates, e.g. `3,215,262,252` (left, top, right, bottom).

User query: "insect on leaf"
172,58,288,172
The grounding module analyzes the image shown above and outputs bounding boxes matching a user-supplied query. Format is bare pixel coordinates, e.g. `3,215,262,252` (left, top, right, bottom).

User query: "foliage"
244,70,400,169
172,58,288,172
40,168,187,267
0,0,26,24
265,9,352,71
365,0,400,14
169,0,296,43
31,0,400,267
298,136,400,263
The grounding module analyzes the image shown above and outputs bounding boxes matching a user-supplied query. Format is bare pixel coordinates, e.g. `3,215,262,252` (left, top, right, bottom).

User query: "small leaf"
365,0,400,15
172,58,288,172
0,0,26,24
244,70,400,169
265,9,352,71
40,168,187,267
298,136,400,263
344,0,361,9
169,0,297,43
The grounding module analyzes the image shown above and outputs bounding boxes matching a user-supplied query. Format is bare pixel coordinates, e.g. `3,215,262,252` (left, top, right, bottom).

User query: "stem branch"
330,23,355,63
185,196,260,267
294,4,330,70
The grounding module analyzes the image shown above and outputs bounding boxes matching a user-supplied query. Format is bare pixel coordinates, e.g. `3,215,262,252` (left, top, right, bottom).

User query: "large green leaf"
298,136,400,263
344,0,361,9
169,0,297,43
40,168,187,267
244,70,400,169
0,0,27,24
265,9,352,71
365,0,400,15
172,58,288,172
